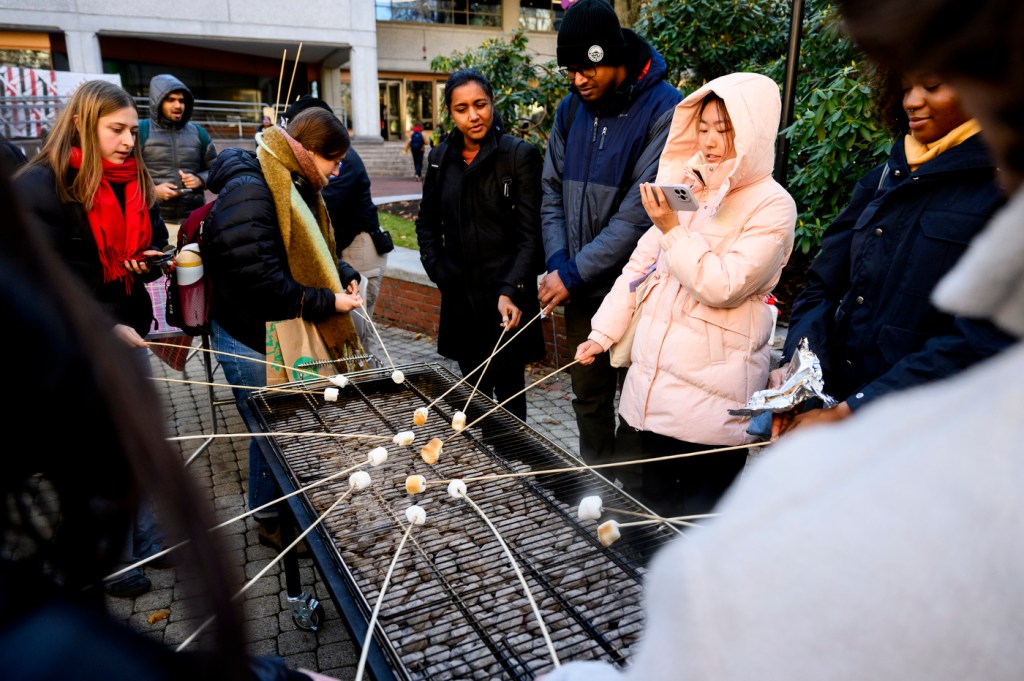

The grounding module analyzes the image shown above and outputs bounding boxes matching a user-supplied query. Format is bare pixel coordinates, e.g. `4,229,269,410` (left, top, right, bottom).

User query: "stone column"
63,30,103,74
349,45,381,142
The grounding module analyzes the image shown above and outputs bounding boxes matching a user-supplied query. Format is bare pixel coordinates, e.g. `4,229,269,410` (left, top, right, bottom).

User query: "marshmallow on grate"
393,431,415,446
451,411,467,431
324,387,339,402
578,495,604,521
421,437,443,465
405,475,426,494
447,479,467,499
405,505,427,525
391,369,405,384
366,447,388,466
349,471,371,491
413,407,429,426
598,520,621,547
329,374,349,388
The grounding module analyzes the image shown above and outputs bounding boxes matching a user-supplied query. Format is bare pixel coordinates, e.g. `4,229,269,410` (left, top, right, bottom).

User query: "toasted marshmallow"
598,520,621,548
367,447,388,466
329,374,349,388
405,475,426,494
578,495,604,521
393,431,415,446
405,505,427,525
349,471,372,490
324,387,340,402
391,369,405,384
447,479,468,499
421,437,443,465
413,407,429,426
451,411,467,431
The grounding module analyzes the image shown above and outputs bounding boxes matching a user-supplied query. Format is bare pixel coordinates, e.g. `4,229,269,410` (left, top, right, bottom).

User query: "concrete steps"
350,141,418,177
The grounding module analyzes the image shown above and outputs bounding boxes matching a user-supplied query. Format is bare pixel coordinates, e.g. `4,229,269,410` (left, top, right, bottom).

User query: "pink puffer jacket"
589,72,797,445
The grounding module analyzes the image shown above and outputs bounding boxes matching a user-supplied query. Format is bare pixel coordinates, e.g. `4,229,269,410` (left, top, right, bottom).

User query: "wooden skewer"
462,323,509,413
273,49,287,124
167,431,393,443
147,340,325,381
460,492,560,668
444,359,581,444
106,461,367,580
177,486,353,652
150,376,323,397
353,305,396,370
604,507,718,525
354,521,417,681
283,42,303,113
425,441,771,486
423,309,545,411
614,513,717,529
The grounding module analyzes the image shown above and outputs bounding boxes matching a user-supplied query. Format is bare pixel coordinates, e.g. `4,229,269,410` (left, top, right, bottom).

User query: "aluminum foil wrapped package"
729,337,837,417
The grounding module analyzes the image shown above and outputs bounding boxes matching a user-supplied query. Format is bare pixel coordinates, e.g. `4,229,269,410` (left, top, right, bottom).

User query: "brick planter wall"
375,274,572,369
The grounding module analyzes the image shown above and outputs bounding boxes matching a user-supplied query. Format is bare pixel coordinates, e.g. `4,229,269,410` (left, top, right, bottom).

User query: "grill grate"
247,363,680,680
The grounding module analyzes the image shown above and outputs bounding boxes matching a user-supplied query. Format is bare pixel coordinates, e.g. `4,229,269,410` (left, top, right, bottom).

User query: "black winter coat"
203,147,344,353
784,134,1014,409
322,148,380,254
14,163,168,337
416,128,545,364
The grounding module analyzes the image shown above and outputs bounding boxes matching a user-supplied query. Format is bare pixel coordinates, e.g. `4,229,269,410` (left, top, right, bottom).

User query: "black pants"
457,354,527,421
411,149,424,178
565,298,624,467
615,425,748,518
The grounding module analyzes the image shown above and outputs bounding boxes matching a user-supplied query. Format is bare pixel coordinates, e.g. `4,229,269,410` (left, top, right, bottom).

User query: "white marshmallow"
405,505,427,525
451,411,467,431
329,374,349,387
578,495,604,521
366,447,388,466
447,479,467,499
598,520,621,547
349,471,372,490
324,387,339,402
391,369,405,384
405,475,426,494
413,407,429,426
393,431,415,446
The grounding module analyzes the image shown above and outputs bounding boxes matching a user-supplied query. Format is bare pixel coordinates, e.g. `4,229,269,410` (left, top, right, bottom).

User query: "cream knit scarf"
256,127,361,361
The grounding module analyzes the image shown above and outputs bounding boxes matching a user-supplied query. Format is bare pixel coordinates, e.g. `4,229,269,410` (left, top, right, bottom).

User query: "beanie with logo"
556,0,627,67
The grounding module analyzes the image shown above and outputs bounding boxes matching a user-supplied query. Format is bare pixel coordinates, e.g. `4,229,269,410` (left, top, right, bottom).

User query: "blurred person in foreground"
0,168,333,679
543,1,1024,678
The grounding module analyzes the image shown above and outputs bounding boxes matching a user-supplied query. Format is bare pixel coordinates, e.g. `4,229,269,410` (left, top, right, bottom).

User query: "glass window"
376,0,501,27
406,81,434,131
519,0,563,31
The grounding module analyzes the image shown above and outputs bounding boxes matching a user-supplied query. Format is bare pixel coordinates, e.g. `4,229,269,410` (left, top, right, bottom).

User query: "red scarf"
70,147,152,286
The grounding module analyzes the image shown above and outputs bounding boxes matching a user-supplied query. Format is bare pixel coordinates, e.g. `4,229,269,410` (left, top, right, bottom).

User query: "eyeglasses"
558,65,598,80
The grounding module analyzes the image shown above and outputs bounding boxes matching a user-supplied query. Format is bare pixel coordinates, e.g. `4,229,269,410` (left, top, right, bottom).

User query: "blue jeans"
210,320,278,512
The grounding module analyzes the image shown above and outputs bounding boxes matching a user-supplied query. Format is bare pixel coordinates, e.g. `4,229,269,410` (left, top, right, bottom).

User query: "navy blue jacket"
321,148,380,254
541,30,682,300
784,134,1013,409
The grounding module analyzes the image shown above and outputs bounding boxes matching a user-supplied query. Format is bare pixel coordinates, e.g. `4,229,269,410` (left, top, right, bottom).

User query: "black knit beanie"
282,95,332,123
557,0,627,67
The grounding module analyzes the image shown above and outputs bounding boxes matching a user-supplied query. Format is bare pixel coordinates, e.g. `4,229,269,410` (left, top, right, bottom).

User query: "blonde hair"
22,80,155,209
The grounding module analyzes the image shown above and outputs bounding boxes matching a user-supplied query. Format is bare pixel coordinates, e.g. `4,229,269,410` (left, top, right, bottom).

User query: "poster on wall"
0,67,122,138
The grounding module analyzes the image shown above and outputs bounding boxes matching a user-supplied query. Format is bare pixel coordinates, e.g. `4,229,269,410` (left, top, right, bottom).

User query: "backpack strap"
559,94,583,140
195,124,211,158
138,119,150,149
494,135,525,212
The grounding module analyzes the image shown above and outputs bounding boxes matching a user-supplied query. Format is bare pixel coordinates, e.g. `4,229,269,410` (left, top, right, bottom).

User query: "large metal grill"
243,363,682,680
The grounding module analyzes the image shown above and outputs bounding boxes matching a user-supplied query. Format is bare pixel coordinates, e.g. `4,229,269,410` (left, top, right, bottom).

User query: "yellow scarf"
256,127,362,362
904,119,982,171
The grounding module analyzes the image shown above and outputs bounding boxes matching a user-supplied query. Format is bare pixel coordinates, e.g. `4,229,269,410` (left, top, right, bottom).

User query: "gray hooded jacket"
143,74,218,221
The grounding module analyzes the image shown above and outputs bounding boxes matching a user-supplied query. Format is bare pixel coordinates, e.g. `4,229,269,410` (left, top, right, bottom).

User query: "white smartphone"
649,183,699,212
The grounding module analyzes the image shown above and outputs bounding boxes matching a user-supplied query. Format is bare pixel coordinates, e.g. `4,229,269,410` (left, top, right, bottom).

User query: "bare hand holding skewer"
537,270,570,316
575,340,604,366
497,295,522,329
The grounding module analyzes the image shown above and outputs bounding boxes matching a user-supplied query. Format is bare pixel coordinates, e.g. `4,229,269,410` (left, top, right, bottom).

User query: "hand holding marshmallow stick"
577,495,717,529
446,479,561,669
177,472,368,652
106,448,391,580
417,359,582,466
412,308,546,426
354,505,427,681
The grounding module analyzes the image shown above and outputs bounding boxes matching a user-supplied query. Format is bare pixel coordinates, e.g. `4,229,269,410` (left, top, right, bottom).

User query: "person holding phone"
576,72,796,516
